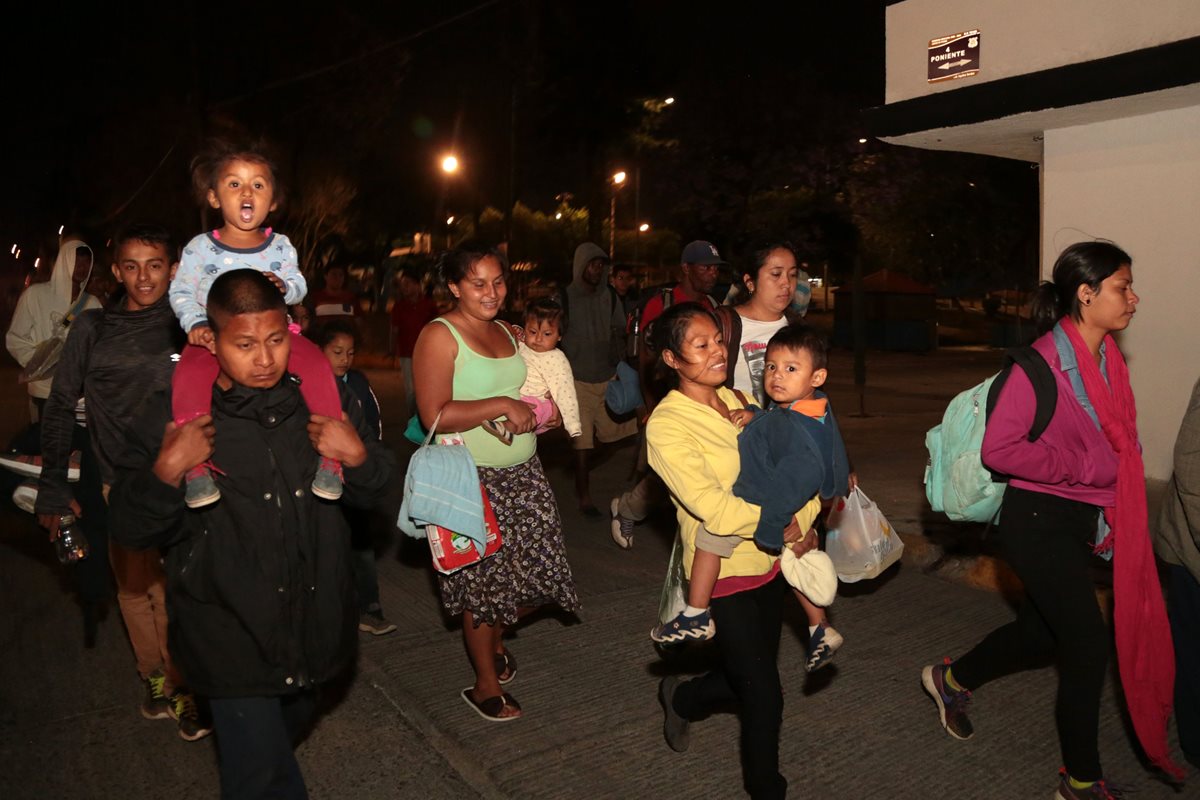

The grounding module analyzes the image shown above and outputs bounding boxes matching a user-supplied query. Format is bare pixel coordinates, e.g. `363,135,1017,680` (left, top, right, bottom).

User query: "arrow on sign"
938,59,972,70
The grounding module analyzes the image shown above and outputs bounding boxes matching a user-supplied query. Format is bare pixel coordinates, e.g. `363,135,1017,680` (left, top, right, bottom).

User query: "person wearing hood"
6,238,102,421
559,242,636,517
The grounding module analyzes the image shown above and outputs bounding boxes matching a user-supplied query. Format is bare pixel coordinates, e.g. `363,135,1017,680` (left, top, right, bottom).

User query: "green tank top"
435,317,536,468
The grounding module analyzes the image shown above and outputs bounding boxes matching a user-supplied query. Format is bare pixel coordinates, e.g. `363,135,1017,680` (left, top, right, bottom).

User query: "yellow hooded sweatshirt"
647,385,822,580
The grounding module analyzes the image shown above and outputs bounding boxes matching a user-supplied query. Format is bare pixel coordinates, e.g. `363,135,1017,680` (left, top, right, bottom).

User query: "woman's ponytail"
1030,281,1065,337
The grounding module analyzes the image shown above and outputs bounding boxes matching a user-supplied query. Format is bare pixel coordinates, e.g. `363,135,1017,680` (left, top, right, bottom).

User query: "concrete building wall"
1043,104,1200,479
886,0,1200,104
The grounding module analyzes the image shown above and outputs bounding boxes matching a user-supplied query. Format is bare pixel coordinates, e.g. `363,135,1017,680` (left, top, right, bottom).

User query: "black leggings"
671,573,788,799
951,485,1107,781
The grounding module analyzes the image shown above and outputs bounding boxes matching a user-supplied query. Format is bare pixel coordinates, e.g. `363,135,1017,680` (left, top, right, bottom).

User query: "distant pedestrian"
6,239,101,422
647,302,821,799
559,243,636,517
390,265,437,418
611,240,721,549
921,241,1183,796
309,263,357,319
412,242,578,722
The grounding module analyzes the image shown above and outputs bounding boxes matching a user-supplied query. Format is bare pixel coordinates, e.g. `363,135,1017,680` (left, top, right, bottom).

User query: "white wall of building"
1043,105,1200,479
886,0,1200,104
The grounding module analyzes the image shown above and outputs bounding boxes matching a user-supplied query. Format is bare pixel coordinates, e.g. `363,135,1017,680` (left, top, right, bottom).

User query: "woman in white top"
720,242,801,405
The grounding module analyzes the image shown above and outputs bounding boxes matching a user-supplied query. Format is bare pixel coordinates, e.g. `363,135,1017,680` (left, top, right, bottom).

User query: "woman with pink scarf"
920,241,1184,798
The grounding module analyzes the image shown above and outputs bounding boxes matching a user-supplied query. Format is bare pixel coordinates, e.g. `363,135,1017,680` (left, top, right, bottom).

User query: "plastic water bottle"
55,514,89,564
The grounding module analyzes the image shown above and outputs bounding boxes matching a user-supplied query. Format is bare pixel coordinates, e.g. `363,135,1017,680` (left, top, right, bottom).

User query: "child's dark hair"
113,223,177,262
1030,241,1132,336
766,324,828,370
190,138,283,206
524,297,565,334
435,240,509,287
308,317,359,349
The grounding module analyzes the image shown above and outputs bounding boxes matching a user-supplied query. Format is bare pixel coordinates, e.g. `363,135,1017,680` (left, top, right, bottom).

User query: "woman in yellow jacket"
647,302,821,799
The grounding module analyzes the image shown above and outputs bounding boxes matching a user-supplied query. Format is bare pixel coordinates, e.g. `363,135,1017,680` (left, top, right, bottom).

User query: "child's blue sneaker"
805,623,844,672
650,609,715,645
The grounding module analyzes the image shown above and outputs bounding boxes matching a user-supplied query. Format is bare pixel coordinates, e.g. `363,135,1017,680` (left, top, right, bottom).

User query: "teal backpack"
924,347,1056,523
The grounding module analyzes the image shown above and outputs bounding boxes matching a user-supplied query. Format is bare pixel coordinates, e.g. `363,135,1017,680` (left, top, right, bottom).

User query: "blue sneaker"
650,609,715,644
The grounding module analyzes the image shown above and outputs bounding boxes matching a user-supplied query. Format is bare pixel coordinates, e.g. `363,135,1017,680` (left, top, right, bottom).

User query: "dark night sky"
1,1,889,265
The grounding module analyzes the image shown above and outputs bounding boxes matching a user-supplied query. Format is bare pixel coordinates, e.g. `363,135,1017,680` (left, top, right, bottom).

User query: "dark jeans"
209,692,318,800
73,427,111,604
951,485,1107,781
1168,565,1200,767
672,573,788,799
346,506,380,613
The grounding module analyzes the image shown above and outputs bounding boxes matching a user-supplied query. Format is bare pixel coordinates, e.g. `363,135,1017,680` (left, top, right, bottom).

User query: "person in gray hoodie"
559,242,636,516
6,238,101,422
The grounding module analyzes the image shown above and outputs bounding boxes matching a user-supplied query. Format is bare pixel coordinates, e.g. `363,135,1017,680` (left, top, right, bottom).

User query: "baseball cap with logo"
681,240,728,266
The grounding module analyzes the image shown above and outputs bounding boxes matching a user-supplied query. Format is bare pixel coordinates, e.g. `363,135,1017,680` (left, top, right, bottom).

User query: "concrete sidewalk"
0,353,1189,799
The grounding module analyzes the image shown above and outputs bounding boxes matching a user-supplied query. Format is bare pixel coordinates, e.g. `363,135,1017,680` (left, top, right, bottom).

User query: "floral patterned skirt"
437,455,580,627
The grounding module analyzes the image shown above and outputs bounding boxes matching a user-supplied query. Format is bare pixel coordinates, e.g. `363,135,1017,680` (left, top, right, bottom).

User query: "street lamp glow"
612,171,627,185
639,223,650,233
440,155,460,174
664,97,675,105
858,138,868,144
34,257,40,268
15,249,20,259
10,244,15,254
446,216,455,225
58,225,64,235
555,212,563,220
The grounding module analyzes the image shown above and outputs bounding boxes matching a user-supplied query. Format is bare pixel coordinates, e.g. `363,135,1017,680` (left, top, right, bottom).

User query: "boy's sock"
944,666,966,693
808,624,819,636
682,605,707,618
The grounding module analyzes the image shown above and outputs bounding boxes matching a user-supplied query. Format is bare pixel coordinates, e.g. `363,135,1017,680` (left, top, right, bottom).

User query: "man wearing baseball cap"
610,240,724,549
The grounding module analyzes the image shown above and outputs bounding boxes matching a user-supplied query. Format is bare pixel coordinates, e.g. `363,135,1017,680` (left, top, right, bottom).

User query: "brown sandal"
460,688,522,722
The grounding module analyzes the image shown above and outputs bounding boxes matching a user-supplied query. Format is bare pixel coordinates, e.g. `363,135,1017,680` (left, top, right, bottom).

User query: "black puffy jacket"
109,376,393,698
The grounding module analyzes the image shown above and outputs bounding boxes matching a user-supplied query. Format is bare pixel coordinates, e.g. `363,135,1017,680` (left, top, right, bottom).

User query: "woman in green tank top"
412,243,580,722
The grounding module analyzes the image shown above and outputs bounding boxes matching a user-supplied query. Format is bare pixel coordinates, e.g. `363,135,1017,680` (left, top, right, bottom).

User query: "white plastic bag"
657,532,687,624
825,487,904,583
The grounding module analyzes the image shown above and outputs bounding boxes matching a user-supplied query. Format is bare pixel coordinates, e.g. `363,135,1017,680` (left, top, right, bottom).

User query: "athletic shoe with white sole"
0,451,81,481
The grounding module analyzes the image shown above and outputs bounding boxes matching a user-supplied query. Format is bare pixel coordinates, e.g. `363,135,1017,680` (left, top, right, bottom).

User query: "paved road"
0,351,1188,798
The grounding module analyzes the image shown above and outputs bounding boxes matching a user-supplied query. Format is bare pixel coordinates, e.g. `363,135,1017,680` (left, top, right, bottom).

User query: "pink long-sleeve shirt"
981,332,1118,507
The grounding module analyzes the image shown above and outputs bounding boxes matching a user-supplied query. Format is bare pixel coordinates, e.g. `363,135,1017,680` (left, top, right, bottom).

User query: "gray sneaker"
358,612,397,636
610,498,634,549
184,467,220,509
312,458,343,501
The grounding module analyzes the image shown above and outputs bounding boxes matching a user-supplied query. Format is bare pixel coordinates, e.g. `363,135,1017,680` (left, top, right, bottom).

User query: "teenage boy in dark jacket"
35,223,204,738
109,269,393,799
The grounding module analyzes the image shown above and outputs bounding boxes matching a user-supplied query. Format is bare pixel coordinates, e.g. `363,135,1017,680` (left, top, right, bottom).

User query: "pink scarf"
1060,318,1184,780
